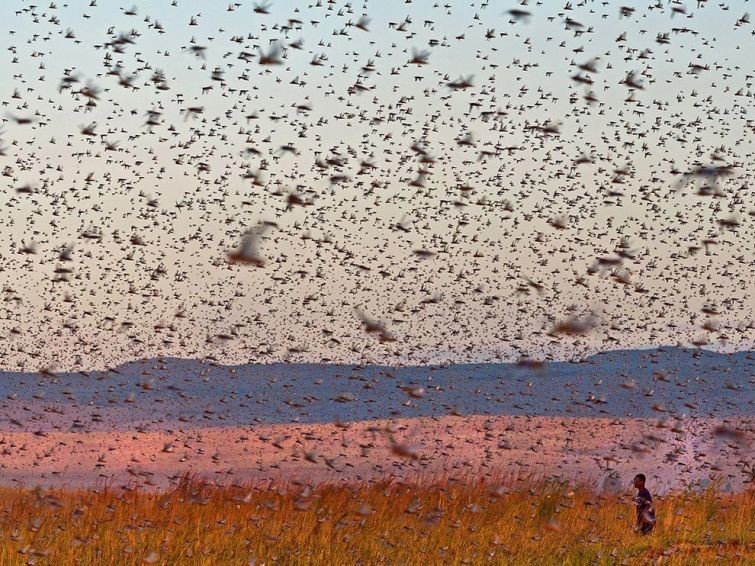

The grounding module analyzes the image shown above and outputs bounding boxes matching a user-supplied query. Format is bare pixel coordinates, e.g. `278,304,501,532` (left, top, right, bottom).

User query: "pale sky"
0,0,753,371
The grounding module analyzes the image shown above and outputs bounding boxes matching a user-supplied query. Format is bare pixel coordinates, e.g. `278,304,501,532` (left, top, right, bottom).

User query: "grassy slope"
0,474,752,565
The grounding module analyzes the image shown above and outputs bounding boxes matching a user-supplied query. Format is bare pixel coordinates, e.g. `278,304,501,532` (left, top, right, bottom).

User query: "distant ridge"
0,348,751,431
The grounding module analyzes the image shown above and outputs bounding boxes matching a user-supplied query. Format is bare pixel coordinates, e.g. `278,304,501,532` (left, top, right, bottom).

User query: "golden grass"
0,473,751,565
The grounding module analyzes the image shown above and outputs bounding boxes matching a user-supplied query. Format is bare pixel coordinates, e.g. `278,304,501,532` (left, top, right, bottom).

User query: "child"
632,473,656,534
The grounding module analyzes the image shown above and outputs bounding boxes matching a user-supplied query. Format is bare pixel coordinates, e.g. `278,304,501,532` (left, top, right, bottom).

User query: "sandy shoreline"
0,415,750,493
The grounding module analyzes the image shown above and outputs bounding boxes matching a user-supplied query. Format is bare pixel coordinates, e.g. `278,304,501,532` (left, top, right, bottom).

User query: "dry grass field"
0,473,751,565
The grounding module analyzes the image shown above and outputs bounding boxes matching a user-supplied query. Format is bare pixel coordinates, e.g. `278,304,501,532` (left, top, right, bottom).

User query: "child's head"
633,473,646,489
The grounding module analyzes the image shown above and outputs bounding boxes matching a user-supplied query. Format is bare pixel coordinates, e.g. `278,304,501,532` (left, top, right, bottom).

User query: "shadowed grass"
0,472,751,565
